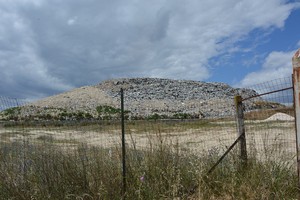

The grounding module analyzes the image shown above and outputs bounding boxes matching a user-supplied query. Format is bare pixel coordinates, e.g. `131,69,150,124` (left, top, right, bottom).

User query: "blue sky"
209,6,300,86
0,0,299,100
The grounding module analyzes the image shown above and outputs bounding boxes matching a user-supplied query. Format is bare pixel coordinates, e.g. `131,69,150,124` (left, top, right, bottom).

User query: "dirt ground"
0,118,296,163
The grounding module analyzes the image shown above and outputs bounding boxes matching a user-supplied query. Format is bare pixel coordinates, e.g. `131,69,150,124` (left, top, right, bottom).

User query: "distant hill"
0,78,265,120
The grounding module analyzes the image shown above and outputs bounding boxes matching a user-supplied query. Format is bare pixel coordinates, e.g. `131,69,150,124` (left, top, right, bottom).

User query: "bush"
2,107,21,116
96,105,121,114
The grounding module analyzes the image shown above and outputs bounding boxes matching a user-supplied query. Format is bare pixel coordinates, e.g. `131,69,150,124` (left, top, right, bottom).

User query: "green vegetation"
0,118,234,133
2,107,21,116
1,104,204,121
0,116,297,199
146,113,168,120
146,112,199,120
96,105,122,114
173,113,195,119
201,156,297,199
1,105,131,121
0,130,297,199
0,107,22,120
96,105,130,120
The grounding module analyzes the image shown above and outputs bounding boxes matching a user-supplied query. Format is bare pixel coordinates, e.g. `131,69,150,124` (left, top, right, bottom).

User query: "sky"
0,0,300,100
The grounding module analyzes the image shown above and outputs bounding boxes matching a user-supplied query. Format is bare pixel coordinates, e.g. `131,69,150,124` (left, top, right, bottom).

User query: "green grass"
200,155,298,199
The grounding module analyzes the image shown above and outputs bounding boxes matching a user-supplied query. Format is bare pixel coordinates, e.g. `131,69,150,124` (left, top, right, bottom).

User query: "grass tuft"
0,137,298,199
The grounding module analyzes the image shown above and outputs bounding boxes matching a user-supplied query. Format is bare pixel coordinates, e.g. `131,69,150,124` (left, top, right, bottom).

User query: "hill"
1,78,262,120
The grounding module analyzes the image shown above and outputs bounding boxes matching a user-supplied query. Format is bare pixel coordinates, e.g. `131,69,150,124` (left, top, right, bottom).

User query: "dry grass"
0,119,298,199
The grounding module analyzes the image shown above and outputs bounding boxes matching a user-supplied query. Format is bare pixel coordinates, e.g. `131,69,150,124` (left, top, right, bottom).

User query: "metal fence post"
235,95,247,162
120,88,126,199
292,48,300,195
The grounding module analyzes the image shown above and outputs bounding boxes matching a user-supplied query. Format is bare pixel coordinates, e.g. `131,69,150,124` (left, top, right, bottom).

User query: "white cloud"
238,50,295,87
0,0,299,99
67,17,77,25
0,1,73,99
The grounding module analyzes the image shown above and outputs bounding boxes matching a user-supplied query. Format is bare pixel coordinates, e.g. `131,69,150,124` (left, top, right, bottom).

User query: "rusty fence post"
235,95,247,162
292,48,300,197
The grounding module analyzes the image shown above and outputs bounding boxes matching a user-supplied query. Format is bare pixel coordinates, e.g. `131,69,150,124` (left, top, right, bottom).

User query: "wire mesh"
242,77,296,165
0,77,298,198
0,96,27,111
0,91,241,180
2,80,292,160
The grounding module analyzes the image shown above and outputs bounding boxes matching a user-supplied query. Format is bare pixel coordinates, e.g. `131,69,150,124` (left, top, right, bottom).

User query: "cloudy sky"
1,0,300,100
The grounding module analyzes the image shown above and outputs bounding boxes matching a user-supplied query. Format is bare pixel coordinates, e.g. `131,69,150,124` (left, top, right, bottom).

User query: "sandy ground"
0,117,296,163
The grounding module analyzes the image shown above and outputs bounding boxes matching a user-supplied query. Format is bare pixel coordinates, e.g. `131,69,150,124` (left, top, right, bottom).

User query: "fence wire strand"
0,76,298,198
242,77,296,165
